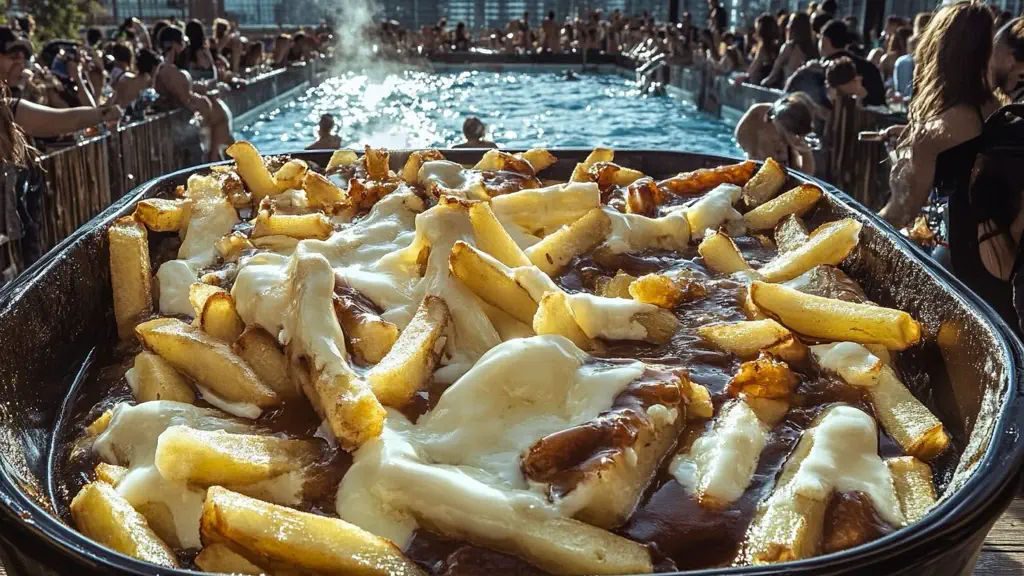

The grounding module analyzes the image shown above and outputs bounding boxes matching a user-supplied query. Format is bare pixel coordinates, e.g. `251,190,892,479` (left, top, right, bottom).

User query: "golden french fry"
326,149,359,172
214,232,254,262
775,214,810,252
363,146,391,181
570,148,614,181
86,410,113,437
698,319,793,358
302,171,349,213
533,291,594,350
449,241,539,325
252,209,333,240
71,482,178,568
595,270,636,299
155,426,320,486
474,149,536,175
195,543,266,575
759,219,862,282
749,281,922,350
190,283,246,342
400,149,445,183
232,327,299,400
491,182,601,234
95,462,128,486
658,161,758,197
699,231,752,275
683,379,714,420
333,288,400,365
628,273,706,309
887,456,937,523
871,366,949,460
134,198,192,232
135,317,279,409
525,208,611,276
226,141,278,200
201,486,424,576
744,184,823,231
516,148,557,172
130,351,195,404
727,353,800,399
367,296,449,407
743,157,787,208
468,201,532,267
273,159,309,192
108,216,152,340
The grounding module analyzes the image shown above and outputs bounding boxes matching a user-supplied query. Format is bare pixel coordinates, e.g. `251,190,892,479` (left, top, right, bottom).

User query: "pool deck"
980,498,1023,575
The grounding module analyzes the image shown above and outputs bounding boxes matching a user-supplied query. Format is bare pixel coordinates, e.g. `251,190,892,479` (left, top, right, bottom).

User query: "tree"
20,1,101,43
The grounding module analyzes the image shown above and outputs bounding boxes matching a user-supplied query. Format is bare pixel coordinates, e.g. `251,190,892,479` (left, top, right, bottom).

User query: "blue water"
238,71,739,157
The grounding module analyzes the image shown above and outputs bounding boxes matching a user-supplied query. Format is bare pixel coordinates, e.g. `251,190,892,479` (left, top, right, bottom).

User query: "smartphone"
858,131,885,142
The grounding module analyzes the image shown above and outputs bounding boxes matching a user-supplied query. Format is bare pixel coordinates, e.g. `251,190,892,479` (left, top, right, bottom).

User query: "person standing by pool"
307,114,341,150
542,11,559,53
453,117,497,149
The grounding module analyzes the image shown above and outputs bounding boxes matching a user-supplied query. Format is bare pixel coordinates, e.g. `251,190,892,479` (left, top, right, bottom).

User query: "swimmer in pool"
453,116,498,149
306,113,342,150
564,69,579,81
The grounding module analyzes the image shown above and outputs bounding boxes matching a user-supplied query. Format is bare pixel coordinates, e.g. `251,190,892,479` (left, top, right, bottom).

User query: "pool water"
238,70,740,157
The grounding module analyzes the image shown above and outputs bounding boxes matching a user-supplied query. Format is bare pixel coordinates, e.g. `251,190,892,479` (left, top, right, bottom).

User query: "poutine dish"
68,143,952,574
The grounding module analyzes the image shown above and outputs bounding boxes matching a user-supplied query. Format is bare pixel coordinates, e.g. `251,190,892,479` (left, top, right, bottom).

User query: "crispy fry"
587,161,645,189
95,462,128,486
135,317,279,409
749,281,922,350
727,352,800,399
744,184,823,231
628,273,706,309
226,141,278,200
595,270,636,299
71,482,178,568
194,543,266,575
468,201,531,267
887,457,937,523
367,296,449,407
252,209,333,240
516,148,557,172
326,149,359,172
86,410,113,437
449,241,539,325
698,319,793,358
130,351,196,404
363,146,391,181
273,159,309,192
570,148,614,182
533,292,595,350
775,214,810,253
190,283,246,342
401,149,446,183
108,216,152,340
302,171,349,213
214,232,254,262
699,231,752,275
347,177,400,210
525,208,611,275
201,486,424,576
135,198,192,232
683,379,714,419
758,219,862,282
232,327,299,400
334,288,400,365
625,176,659,216
658,160,757,197
490,182,601,234
871,366,950,460
474,149,537,175
743,157,787,208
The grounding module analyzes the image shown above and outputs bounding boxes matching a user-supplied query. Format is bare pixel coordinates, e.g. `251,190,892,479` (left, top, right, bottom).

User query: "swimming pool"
237,70,740,157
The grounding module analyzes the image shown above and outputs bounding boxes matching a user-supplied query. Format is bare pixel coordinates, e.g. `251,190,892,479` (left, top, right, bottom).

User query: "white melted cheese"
490,182,601,234
336,335,645,547
811,342,884,388
685,183,744,239
195,384,262,419
418,160,488,200
789,405,905,527
602,207,691,254
671,399,767,505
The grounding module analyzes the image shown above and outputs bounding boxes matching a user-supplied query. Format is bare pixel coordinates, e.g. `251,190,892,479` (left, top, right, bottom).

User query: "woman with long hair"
742,14,780,86
762,12,819,88
881,1,999,227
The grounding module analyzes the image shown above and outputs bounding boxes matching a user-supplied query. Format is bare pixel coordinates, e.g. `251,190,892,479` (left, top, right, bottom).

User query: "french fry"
533,291,595,350
189,283,246,342
154,426,320,486
108,216,152,340
742,157,787,208
525,208,611,276
658,160,757,197
449,241,538,325
743,395,790,426
135,318,279,409
333,288,400,365
684,380,714,419
226,141,278,200
698,319,793,358
599,209,691,253
699,231,752,275
252,209,333,240
727,353,799,399
586,162,645,189
366,296,449,407
302,171,349,213
232,327,299,400
744,184,823,231
570,148,614,181
870,366,950,460
490,182,601,234
625,177,659,216
95,462,128,486
326,149,359,172
86,410,113,437
400,149,445,183
273,159,309,192
775,214,810,253
468,201,531,267
516,148,557,172
71,482,178,568
595,270,636,299
363,146,391,181
749,281,922,350
758,219,862,282
202,486,425,576
628,273,706,309
195,543,266,575
130,351,196,404
887,456,937,522
214,232,254,262
474,149,536,175
135,198,192,232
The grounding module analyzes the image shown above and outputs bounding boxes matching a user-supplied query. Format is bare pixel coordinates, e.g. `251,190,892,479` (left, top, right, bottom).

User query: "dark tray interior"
0,149,1021,576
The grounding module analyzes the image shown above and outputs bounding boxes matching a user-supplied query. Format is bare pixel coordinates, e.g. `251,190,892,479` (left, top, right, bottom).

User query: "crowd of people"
0,15,333,163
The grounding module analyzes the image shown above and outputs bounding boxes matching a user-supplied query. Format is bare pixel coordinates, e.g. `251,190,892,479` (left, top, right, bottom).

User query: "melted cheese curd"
85,148,943,574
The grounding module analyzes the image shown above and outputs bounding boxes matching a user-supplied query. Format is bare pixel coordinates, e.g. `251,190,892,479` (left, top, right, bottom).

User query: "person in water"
307,113,341,150
453,117,497,149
